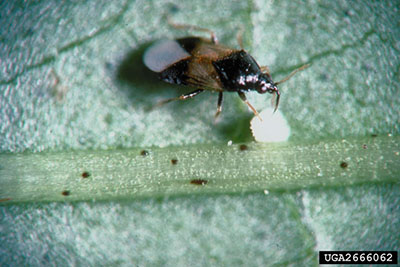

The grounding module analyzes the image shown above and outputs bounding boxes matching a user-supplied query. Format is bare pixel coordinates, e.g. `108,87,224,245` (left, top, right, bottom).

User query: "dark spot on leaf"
0,198,11,202
62,190,70,196
104,113,113,124
168,3,179,13
105,62,113,71
362,144,367,149
140,150,149,156
23,28,34,38
371,134,378,138
171,159,178,165
344,10,354,17
340,162,348,169
81,171,90,178
190,179,208,185
239,144,248,151
319,73,329,81
362,63,374,72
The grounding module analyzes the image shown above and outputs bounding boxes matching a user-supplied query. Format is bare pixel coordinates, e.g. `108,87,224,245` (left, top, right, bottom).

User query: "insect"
143,22,308,120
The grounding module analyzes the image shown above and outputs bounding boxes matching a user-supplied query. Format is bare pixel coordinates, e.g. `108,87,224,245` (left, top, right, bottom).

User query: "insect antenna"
270,64,308,113
275,63,310,85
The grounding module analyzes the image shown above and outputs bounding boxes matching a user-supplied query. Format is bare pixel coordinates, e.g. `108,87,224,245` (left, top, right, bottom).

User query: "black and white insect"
143,23,308,120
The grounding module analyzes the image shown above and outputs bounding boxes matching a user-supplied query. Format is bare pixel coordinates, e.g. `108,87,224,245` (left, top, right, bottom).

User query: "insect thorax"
212,50,267,92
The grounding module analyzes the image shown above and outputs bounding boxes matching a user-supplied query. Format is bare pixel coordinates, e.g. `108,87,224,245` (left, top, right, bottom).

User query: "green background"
1,0,399,265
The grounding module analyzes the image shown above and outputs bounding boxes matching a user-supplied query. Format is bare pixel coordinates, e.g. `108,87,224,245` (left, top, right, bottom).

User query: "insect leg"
48,68,68,101
178,89,204,100
214,92,223,119
156,89,204,107
236,26,244,50
238,92,262,121
260,66,271,75
167,17,218,43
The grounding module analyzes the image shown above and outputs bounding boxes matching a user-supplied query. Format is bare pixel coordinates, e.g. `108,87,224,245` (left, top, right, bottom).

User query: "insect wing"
168,38,233,90
177,37,232,59
143,39,191,72
144,38,235,91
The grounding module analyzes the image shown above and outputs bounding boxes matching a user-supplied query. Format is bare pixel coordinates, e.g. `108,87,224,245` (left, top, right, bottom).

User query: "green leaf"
1,136,399,203
0,0,399,265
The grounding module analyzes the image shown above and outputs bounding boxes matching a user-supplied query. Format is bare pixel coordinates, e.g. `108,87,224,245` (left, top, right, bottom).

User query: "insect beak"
272,88,280,113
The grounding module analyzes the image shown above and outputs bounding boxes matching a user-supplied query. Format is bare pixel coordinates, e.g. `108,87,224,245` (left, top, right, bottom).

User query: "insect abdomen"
159,59,190,85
